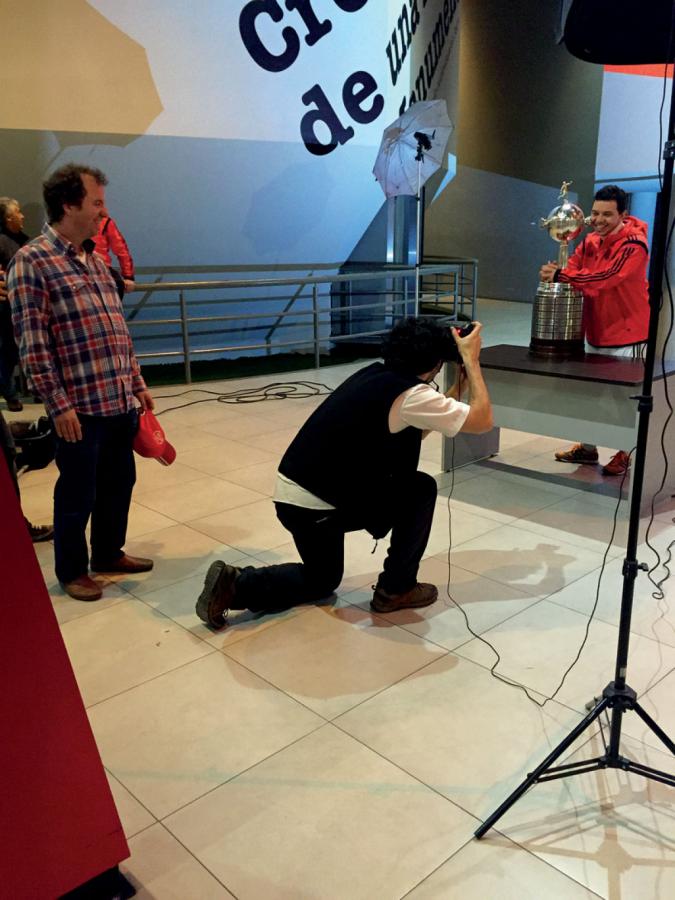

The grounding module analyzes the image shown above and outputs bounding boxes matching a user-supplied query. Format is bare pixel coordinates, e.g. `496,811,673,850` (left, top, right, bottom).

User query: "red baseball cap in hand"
133,409,176,466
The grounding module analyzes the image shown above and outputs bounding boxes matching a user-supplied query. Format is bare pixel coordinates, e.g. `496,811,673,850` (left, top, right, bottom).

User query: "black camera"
439,320,474,363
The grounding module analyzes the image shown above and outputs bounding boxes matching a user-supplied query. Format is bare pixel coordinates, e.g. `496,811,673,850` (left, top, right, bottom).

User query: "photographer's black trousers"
234,470,437,613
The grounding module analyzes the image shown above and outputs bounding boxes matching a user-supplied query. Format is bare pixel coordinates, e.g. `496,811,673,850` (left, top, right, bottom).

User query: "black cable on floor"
444,441,633,708
152,381,333,416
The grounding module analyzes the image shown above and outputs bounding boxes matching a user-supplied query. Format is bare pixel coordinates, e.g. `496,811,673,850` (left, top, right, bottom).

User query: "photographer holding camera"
196,316,492,629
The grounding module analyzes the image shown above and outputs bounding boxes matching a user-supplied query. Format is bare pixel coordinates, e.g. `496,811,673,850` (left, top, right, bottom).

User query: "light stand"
475,33,675,839
413,131,433,315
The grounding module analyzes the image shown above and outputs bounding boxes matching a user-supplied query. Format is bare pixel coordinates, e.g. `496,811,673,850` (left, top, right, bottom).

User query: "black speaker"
563,0,675,64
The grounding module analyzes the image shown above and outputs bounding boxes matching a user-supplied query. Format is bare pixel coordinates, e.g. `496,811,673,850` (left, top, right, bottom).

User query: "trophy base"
529,338,586,360
530,282,584,360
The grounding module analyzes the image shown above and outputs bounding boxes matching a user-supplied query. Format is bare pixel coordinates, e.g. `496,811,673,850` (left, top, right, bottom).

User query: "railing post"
179,289,192,384
312,284,320,370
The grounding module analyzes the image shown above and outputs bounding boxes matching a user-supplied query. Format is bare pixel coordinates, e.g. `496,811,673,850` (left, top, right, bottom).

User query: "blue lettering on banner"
238,0,458,154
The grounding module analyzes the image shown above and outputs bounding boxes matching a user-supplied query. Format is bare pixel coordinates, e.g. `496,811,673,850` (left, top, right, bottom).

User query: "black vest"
279,363,423,535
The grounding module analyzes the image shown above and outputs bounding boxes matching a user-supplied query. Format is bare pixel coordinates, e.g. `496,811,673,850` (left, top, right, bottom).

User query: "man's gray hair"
0,197,18,228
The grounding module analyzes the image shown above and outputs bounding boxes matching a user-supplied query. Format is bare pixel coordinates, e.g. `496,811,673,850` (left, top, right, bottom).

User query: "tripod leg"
474,697,610,839
631,701,675,755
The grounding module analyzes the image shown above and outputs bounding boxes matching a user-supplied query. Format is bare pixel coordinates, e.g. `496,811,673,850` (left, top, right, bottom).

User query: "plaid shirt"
7,224,146,418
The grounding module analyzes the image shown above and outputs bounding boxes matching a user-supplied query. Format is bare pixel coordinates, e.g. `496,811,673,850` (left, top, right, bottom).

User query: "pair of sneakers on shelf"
555,443,630,476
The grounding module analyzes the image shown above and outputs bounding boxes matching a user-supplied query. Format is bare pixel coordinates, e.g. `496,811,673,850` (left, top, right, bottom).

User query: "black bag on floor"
9,416,56,470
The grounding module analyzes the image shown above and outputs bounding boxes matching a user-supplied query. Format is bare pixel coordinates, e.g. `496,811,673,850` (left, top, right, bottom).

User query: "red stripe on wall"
605,64,673,78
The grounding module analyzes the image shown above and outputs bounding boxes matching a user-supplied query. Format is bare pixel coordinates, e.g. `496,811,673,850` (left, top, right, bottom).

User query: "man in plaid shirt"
8,164,154,601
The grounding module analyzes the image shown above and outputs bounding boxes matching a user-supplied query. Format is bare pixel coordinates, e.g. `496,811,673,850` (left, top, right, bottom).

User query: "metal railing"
123,259,477,383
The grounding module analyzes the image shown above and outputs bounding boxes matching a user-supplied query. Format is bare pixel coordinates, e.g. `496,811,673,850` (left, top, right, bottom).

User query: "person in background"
0,409,54,542
8,164,154,601
93,211,135,297
0,197,30,411
540,185,650,476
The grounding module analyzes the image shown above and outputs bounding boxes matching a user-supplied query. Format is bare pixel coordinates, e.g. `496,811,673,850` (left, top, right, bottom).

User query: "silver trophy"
530,181,586,359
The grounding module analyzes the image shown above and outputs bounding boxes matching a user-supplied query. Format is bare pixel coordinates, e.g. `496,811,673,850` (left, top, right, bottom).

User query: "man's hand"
0,270,7,302
54,409,82,442
452,321,482,366
539,262,558,283
135,389,155,411
123,279,136,293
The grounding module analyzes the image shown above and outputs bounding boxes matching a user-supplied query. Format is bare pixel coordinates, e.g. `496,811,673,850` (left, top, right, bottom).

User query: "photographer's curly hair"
382,316,457,375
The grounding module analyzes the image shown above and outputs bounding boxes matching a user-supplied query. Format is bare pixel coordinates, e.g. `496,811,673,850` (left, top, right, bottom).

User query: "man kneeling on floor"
196,317,493,629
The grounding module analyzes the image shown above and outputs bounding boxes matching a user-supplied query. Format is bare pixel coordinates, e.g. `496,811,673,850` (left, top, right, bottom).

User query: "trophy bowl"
540,199,585,245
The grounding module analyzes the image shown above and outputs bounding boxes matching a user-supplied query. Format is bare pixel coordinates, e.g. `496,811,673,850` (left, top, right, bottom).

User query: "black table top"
479,344,675,386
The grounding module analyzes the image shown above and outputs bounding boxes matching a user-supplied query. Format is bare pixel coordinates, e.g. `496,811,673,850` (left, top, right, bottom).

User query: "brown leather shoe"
61,575,103,602
91,554,154,574
196,561,241,629
371,582,438,613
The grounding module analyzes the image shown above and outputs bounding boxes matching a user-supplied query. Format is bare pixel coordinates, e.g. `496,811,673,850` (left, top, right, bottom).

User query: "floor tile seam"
217,625,451,725
618,721,675,762
441,514,614,561
83,644,220,712
340,600,464,656
448,640,612,716
105,766,158,835
133,467,210,498
130,819,241,898
429,551,552,599
397,835,476,900
157,720,330,825
638,658,675,705
185,427,283,458
545,593,675,649
130,583,236,647
208,473,273,499
499,517,622,560
341,583,548,655
125,498,184,532
185,510,291,548
424,591,551,654
442,472,588,513
428,557,549,599
436,493,520,527
302,643,454,724
203,603,318,651
436,515,507,550
511,512,629,556
328,716,490,827
398,831,606,900
53,592,129,626
214,642,338,722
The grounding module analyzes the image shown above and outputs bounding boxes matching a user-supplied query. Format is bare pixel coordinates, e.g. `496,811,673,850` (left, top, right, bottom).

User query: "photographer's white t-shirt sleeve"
389,384,470,437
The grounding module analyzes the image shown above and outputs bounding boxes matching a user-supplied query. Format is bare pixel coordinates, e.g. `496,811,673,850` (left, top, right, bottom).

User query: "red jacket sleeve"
557,241,647,299
105,219,135,278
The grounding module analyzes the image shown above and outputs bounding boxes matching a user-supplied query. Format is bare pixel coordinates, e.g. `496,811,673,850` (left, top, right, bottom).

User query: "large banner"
1,1,460,267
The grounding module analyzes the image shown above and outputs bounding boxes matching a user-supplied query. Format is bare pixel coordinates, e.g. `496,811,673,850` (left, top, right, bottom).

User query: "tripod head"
414,130,433,161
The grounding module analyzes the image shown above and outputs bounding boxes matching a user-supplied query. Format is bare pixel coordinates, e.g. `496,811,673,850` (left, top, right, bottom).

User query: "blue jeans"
53,410,137,583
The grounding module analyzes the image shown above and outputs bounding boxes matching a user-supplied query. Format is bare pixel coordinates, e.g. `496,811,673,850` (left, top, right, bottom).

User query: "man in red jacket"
540,185,650,476
93,212,135,296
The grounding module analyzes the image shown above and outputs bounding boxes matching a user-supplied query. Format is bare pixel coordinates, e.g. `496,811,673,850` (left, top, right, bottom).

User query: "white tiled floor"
8,300,675,898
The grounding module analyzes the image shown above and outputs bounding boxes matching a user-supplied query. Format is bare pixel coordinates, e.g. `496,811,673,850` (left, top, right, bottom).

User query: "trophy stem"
557,242,569,269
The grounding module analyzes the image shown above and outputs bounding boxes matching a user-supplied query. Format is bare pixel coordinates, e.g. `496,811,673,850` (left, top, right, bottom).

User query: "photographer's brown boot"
371,582,438,613
196,561,241,629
